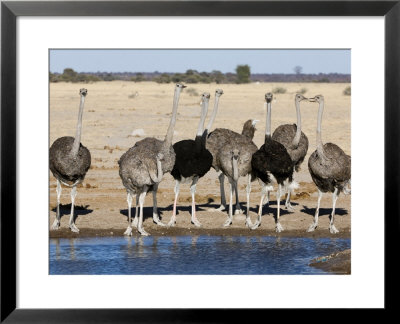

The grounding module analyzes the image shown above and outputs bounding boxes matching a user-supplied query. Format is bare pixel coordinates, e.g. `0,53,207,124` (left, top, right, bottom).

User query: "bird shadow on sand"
248,200,300,217
120,197,225,222
51,204,93,221
301,205,348,218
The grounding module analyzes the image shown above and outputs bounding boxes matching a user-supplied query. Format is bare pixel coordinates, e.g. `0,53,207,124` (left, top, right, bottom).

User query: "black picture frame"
1,0,398,322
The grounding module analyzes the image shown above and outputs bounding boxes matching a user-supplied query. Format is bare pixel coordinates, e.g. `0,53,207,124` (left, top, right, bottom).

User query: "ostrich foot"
245,218,254,229
167,216,176,227
153,214,166,227
223,218,232,227
191,218,202,227
329,224,339,234
132,217,138,228
138,228,150,236
51,219,60,230
285,203,295,212
69,223,80,233
250,221,261,230
275,222,284,233
124,226,133,236
234,208,244,215
307,223,317,232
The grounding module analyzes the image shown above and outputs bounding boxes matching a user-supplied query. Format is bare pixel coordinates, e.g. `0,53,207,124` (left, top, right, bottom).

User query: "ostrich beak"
252,119,259,126
307,97,317,102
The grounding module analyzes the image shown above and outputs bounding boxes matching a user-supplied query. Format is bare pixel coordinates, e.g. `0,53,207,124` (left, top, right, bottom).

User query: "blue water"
49,236,350,275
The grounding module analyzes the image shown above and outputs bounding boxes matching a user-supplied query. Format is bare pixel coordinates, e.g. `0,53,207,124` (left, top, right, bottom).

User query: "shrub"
235,65,251,84
186,88,199,96
343,86,351,96
272,87,287,94
297,88,307,94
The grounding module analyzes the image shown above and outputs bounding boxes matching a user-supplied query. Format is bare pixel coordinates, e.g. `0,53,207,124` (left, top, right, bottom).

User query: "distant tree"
155,73,171,83
235,65,251,83
131,73,144,82
294,66,303,75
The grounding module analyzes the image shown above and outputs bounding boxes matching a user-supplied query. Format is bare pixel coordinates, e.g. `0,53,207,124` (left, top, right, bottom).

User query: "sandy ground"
49,81,351,240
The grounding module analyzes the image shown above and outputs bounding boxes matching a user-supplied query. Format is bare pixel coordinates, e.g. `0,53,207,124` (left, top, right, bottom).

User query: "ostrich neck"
155,159,163,182
292,100,302,147
196,99,209,150
163,88,181,148
205,95,220,134
316,100,327,159
232,158,239,181
71,95,85,158
264,102,272,141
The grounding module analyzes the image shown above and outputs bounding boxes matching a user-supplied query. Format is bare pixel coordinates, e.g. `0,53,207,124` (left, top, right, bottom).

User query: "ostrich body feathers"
49,136,91,186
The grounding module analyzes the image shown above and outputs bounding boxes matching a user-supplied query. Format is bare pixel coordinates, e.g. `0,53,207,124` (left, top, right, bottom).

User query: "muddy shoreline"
49,226,351,239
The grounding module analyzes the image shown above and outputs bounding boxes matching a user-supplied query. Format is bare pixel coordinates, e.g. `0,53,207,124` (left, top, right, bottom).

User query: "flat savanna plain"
49,81,351,239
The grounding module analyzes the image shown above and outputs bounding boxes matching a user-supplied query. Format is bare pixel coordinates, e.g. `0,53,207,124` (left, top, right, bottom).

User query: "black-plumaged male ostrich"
307,95,351,234
251,93,295,232
272,93,309,211
118,83,186,236
205,90,258,214
168,93,213,227
49,88,91,233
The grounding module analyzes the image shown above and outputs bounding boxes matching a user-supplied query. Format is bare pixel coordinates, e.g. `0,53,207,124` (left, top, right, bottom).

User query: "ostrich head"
295,93,307,102
156,152,165,161
231,149,240,161
176,83,187,89
215,89,224,96
265,93,273,103
79,88,88,96
308,94,324,103
200,92,211,104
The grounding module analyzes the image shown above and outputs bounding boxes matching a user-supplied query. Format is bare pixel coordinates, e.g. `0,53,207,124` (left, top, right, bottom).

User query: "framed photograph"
1,0,397,321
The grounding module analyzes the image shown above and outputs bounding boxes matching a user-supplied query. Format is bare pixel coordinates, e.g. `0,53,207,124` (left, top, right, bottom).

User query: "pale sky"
50,49,350,74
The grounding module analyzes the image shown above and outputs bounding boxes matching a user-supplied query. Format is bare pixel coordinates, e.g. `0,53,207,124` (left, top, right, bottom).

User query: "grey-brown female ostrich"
307,95,351,234
118,83,186,236
251,93,295,232
217,134,258,227
168,93,213,227
49,88,91,233
272,93,309,211
205,90,258,213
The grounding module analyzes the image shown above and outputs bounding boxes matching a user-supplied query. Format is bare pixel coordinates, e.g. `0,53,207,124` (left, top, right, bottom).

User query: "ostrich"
49,88,91,233
251,93,295,232
168,92,213,227
205,90,258,213
306,95,351,234
272,93,309,211
118,83,186,236
216,134,258,227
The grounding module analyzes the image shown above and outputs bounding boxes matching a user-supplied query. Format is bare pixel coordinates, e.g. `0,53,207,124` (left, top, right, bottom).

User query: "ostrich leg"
132,195,139,228
218,172,227,211
234,182,243,215
275,184,284,232
168,180,180,227
137,187,150,236
223,179,235,227
307,189,322,232
329,188,339,234
152,184,166,226
285,189,295,212
69,185,79,233
252,183,267,230
190,177,201,227
209,172,226,212
51,179,62,230
245,173,254,228
124,192,133,236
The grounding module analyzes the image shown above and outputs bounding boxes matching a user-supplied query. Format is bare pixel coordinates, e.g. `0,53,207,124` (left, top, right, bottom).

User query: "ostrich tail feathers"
286,181,299,191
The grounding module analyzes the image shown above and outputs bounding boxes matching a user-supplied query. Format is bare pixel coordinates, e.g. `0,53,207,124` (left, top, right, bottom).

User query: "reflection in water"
50,236,350,275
